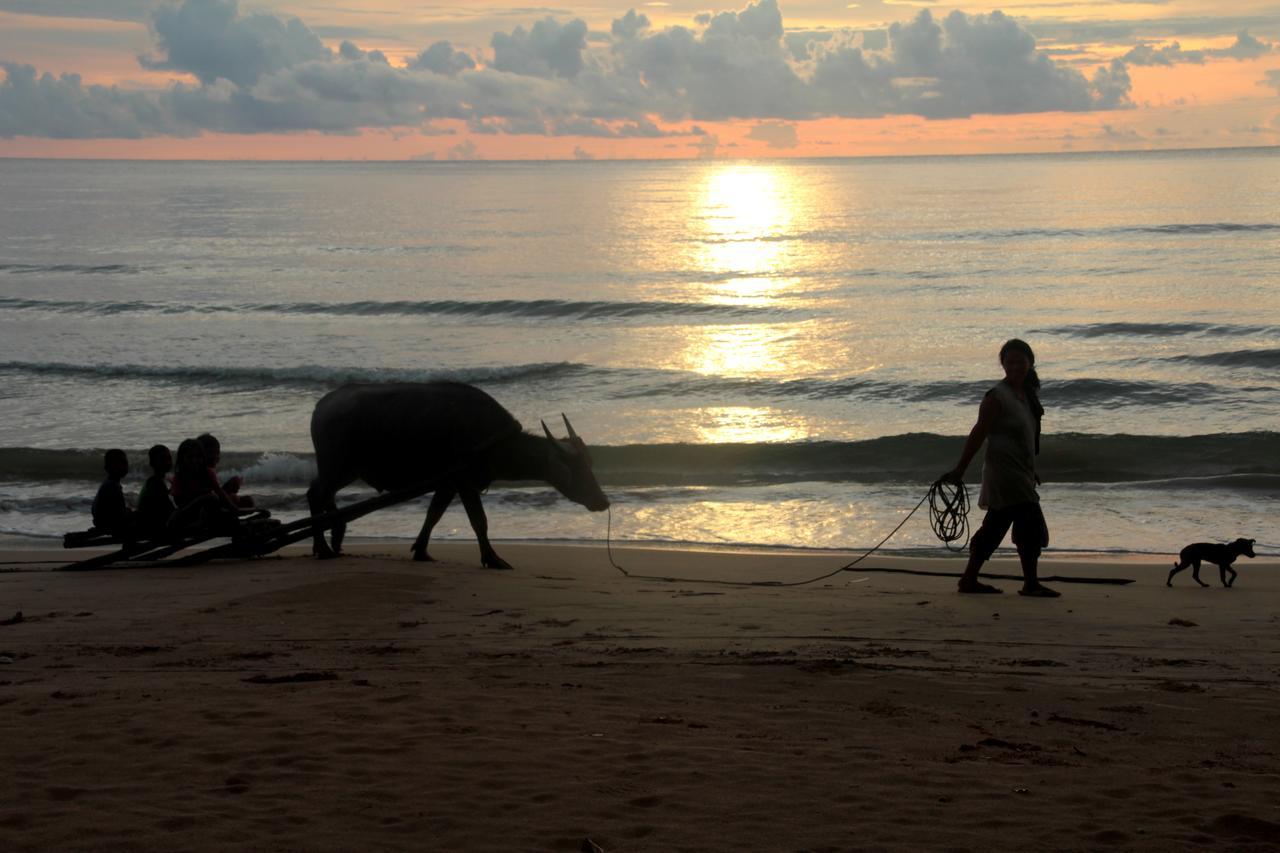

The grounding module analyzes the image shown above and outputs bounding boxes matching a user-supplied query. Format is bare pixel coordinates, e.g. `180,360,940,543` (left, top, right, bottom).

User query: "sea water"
1,150,1277,557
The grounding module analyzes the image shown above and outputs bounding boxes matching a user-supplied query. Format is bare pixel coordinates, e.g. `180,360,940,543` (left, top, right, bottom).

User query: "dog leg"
1223,564,1237,588
1191,559,1208,587
1167,560,1187,587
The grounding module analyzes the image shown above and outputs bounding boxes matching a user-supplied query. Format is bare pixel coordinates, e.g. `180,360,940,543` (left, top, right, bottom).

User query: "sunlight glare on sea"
697,163,801,304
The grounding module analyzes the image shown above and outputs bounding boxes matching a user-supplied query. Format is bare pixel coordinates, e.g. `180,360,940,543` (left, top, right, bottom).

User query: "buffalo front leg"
459,487,512,570
411,487,456,562
307,479,340,560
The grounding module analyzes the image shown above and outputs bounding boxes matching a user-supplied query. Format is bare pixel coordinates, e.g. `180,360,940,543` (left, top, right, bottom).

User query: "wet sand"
2,542,1279,851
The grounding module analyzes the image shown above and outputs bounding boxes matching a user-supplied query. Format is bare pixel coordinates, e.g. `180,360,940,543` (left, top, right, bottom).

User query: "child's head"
103,448,128,480
196,433,221,467
175,438,205,476
148,444,173,475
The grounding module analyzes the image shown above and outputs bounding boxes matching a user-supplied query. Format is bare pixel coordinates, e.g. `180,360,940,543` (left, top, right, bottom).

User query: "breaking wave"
1162,348,1280,369
0,296,789,322
947,222,1280,241
0,360,594,389
0,262,144,275
4,432,1276,487
1,360,1272,407
1036,322,1277,338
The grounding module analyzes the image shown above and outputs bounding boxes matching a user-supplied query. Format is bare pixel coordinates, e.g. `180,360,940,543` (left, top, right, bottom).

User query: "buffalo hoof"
482,556,514,571
411,549,435,563
314,547,341,561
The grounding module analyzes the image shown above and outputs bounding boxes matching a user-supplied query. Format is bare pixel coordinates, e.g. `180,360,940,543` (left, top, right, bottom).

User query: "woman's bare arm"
944,392,1000,482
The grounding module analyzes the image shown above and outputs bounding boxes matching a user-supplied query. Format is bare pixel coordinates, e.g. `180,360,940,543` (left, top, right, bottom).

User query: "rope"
605,480,966,588
927,478,970,552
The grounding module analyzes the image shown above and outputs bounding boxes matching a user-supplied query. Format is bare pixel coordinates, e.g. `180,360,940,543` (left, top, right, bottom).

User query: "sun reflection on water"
698,164,798,304
693,406,809,444
660,163,847,460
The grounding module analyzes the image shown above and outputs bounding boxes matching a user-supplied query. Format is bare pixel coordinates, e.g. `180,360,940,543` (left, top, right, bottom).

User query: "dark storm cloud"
2,0,1136,140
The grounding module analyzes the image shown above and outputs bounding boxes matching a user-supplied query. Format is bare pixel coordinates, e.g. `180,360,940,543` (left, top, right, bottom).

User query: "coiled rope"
605,479,971,588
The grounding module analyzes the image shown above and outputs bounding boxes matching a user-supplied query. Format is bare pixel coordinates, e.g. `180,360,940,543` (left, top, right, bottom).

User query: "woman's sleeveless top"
979,380,1039,510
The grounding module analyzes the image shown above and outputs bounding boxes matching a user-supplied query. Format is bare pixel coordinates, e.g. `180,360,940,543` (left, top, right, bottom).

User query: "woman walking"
944,339,1058,597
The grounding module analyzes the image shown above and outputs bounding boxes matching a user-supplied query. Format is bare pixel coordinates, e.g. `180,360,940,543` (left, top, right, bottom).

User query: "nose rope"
604,480,970,588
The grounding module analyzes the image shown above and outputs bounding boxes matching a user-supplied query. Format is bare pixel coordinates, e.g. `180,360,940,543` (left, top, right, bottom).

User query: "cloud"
1091,60,1132,111
2,0,1134,141
0,0,159,22
339,41,389,65
610,2,808,121
407,41,476,75
745,120,798,148
572,144,595,159
139,0,330,87
1217,30,1272,60
611,9,650,40
694,133,720,158
808,10,1128,118
491,17,590,78
0,62,190,138
1100,123,1143,142
447,139,480,160
1265,69,1280,94
1122,42,1205,66
1123,31,1271,66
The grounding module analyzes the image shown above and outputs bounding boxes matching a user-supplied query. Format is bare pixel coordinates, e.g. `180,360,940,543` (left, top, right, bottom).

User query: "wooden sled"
60,509,279,571
58,475,444,571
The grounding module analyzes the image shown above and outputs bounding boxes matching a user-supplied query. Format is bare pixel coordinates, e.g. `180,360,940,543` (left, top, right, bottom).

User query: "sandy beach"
2,542,1278,851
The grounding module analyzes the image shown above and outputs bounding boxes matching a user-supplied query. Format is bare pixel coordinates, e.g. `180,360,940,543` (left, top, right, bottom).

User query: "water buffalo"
307,382,609,569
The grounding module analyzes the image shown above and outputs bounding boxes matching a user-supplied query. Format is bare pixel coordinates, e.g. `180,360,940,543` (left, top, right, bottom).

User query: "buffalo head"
541,414,610,512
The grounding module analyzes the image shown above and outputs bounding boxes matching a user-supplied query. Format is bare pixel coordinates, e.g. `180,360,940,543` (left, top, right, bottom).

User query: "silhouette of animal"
307,382,609,569
1167,538,1256,588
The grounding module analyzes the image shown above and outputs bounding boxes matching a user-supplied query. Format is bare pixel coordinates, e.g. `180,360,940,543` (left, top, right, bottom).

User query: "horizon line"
2,143,1277,165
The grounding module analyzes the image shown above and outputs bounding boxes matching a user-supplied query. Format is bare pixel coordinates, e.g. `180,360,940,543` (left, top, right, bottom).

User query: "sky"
0,0,1277,159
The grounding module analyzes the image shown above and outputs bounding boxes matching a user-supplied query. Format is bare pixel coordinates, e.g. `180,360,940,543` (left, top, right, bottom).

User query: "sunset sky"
1,0,1277,159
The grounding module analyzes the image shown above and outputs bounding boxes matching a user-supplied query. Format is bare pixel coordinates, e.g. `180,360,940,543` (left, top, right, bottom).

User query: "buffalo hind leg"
411,487,456,562
459,488,511,570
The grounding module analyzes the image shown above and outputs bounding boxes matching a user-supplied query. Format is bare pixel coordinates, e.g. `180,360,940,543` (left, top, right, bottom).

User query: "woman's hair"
999,338,1044,452
174,438,204,473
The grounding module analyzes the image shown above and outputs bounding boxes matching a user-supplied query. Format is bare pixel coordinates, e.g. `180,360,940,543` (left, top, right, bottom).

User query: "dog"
1167,538,1256,588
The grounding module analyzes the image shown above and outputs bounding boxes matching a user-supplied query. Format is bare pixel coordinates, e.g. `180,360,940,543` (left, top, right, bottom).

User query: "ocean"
1,150,1277,558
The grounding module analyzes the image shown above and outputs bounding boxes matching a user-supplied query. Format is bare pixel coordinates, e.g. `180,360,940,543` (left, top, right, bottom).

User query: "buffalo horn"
561,413,580,443
542,419,573,456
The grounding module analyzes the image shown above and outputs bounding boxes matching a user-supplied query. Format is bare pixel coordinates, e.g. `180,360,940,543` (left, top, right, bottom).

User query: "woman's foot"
1018,584,1060,598
958,580,1003,594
